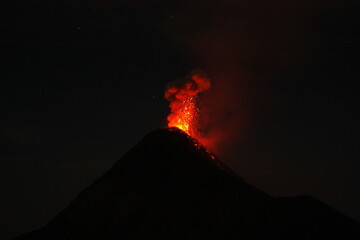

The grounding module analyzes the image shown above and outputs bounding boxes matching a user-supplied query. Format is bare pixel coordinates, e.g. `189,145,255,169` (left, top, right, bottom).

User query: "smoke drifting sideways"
165,70,211,138
162,0,323,167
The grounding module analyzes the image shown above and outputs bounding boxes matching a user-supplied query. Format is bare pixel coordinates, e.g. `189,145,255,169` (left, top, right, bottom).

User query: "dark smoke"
164,0,316,162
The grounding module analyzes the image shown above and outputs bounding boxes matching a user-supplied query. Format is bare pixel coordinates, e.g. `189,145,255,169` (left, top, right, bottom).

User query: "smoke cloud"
165,70,210,102
163,0,320,166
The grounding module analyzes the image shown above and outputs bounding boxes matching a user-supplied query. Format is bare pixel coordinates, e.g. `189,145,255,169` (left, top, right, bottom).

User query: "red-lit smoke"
165,71,210,138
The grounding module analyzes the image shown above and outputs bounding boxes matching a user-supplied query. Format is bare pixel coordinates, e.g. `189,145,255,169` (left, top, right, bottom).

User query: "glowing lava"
167,95,199,136
165,71,210,138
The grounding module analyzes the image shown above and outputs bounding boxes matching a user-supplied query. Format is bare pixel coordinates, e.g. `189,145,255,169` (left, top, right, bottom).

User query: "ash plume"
163,0,319,165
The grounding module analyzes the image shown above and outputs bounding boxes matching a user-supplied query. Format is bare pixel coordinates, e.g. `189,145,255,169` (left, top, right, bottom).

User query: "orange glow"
167,95,199,136
165,71,210,138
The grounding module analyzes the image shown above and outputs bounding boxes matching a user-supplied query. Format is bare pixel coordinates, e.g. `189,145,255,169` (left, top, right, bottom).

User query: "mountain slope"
15,128,360,239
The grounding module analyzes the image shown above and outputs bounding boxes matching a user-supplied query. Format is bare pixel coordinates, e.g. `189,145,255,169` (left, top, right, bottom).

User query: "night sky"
1,1,360,239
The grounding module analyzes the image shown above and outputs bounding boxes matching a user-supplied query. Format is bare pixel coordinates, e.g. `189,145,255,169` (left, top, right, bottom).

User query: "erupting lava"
165,71,210,138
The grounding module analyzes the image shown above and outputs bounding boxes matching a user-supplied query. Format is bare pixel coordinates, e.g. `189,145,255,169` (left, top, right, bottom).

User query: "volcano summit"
15,128,359,239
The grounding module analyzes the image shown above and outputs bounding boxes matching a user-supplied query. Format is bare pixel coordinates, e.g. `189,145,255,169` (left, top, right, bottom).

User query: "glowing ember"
165,71,210,138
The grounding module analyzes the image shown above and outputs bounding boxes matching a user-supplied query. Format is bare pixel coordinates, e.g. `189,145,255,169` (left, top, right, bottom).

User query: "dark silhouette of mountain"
15,128,360,239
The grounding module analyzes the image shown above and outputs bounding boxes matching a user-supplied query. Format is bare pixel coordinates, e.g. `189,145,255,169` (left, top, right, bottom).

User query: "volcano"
15,128,359,239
